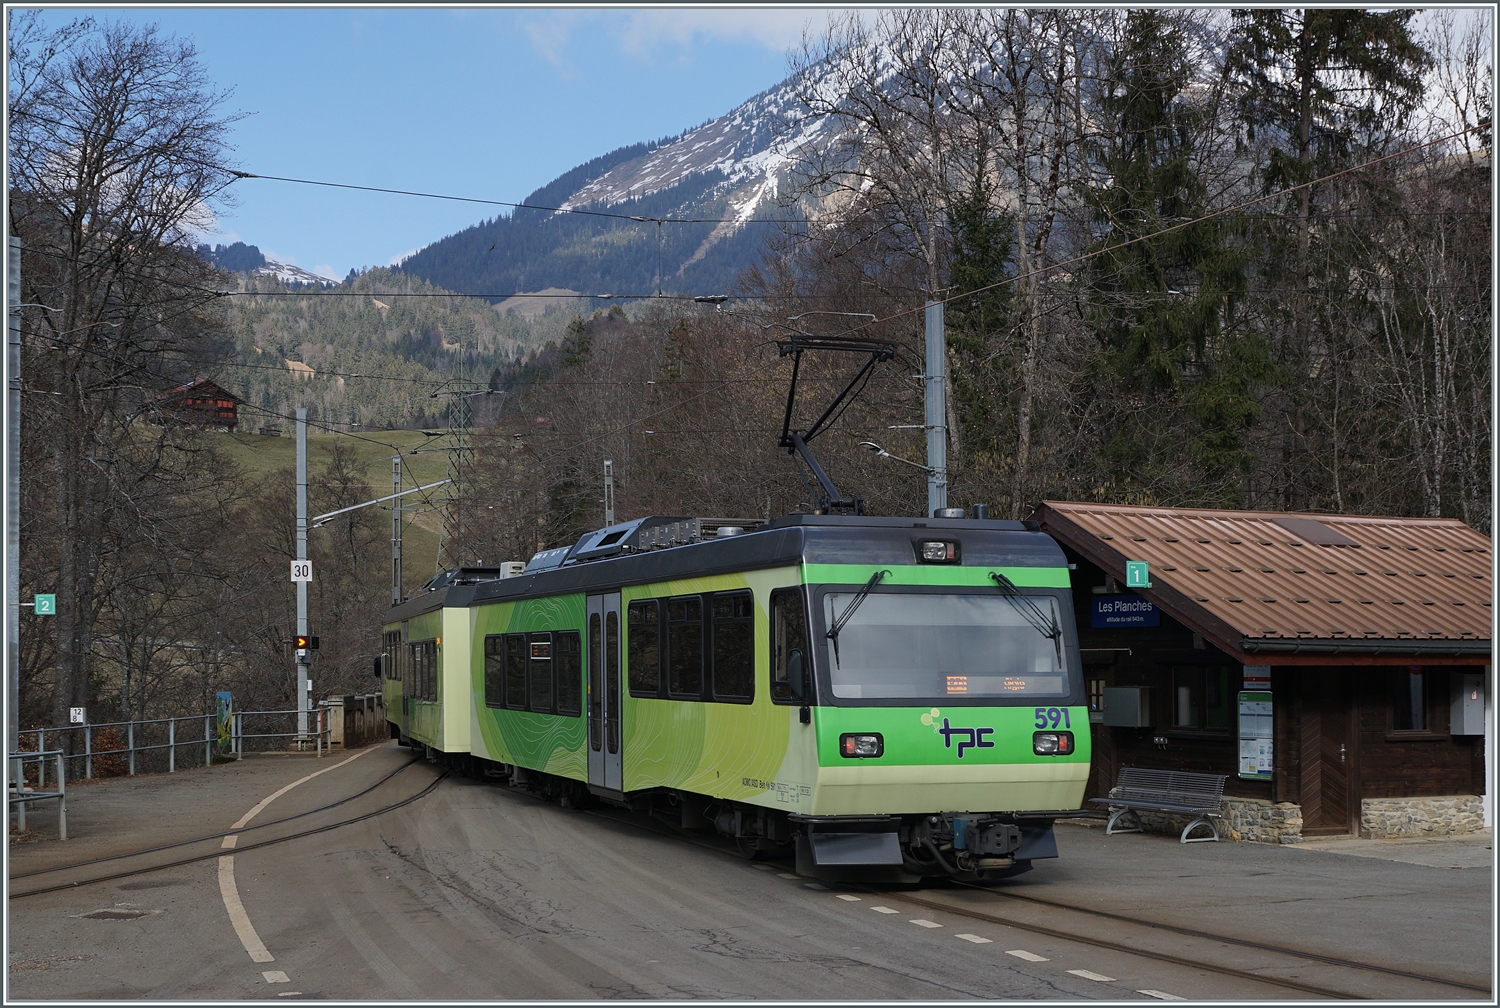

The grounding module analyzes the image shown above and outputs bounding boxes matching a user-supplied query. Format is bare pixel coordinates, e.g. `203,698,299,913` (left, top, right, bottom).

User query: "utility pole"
391,455,403,606
924,300,948,516
7,236,20,782
295,408,309,744
603,460,615,526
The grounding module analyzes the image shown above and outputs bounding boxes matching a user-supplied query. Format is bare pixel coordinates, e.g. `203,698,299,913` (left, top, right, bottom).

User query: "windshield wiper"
826,568,889,667
989,571,1063,665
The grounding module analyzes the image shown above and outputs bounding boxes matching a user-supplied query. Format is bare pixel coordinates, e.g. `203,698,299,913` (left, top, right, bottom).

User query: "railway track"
8,760,447,899
573,796,1488,1001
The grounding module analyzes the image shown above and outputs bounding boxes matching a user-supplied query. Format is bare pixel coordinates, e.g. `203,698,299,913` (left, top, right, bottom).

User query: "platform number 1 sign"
290,560,313,582
1125,561,1151,589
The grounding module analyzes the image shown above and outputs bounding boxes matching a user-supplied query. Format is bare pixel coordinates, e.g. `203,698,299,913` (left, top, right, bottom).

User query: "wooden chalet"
1034,501,1492,841
146,379,243,432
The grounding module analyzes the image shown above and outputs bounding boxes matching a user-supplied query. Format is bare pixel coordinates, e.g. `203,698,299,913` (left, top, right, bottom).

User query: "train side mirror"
787,649,806,701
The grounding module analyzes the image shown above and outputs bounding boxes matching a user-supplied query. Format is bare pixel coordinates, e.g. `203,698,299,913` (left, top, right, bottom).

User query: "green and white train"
380,512,1090,882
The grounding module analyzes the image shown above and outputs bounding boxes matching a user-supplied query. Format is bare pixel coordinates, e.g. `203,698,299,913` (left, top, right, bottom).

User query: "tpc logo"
939,718,994,758
920,708,995,758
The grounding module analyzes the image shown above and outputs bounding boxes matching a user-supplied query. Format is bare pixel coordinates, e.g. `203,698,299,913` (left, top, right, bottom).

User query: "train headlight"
840,733,884,758
1033,731,1075,756
916,540,960,563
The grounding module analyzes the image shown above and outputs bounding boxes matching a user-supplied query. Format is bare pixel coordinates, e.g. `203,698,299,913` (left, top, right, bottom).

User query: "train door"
587,593,623,792
399,623,410,742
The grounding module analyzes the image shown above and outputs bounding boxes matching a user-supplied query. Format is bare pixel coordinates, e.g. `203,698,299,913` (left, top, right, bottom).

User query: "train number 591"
1034,707,1070,729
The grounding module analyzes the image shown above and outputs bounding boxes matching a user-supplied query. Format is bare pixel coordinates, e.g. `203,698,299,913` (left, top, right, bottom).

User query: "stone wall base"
1360,795,1485,838
1101,797,1304,844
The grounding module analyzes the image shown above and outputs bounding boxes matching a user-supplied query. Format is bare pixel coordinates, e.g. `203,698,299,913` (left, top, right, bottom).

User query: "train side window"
554,631,582,716
711,591,754,702
504,635,527,709
667,595,704,698
627,600,661,697
529,632,554,713
770,587,807,704
383,631,402,681
483,635,506,707
409,640,436,701
588,614,603,751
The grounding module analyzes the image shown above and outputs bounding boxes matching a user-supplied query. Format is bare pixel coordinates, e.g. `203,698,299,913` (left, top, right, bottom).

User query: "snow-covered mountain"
198,241,336,287
253,258,336,287
395,67,841,299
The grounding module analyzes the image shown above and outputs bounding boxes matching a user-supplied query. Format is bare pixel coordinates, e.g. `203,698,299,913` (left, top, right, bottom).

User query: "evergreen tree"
1084,10,1264,501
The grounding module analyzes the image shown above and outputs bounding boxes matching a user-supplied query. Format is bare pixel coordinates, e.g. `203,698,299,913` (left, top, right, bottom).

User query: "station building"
1034,501,1492,842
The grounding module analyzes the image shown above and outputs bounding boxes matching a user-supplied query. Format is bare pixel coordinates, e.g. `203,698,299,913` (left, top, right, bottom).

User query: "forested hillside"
221,268,580,430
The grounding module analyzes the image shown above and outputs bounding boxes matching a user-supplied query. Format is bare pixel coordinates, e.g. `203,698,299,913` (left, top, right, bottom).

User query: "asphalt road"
7,742,1492,1000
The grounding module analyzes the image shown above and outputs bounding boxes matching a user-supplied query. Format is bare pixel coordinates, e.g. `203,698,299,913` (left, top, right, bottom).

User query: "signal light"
1033,731,1074,756
295,635,319,650
917,539,960,563
840,733,884,758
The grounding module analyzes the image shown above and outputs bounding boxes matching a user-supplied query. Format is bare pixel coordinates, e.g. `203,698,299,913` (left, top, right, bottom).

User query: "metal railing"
8,750,66,839
10,709,332,786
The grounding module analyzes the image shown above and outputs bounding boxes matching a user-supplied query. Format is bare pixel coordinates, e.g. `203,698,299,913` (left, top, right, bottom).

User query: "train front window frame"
811,586,1076,706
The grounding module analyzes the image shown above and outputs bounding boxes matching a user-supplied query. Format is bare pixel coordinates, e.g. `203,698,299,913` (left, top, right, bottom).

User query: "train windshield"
822,591,1069,700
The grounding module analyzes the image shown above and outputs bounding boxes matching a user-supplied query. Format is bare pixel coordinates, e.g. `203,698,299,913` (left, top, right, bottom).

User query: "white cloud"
260,248,298,266
311,265,341,281
387,248,418,267
617,9,839,58
523,10,586,73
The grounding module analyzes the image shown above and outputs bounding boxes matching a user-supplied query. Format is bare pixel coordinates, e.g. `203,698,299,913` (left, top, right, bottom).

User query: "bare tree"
9,14,244,730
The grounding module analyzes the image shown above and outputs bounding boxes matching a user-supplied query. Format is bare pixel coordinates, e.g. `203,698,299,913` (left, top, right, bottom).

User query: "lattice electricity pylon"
434,382,484,573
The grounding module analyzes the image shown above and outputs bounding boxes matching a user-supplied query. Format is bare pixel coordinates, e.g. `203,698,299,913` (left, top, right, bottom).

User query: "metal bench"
1089,766,1227,843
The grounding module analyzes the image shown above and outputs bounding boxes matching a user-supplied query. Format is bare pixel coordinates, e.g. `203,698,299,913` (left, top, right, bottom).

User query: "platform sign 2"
1238,691,1273,780
33,593,56,615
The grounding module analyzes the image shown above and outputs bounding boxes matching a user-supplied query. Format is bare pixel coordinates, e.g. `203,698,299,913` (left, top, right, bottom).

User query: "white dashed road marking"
262,971,290,984
776,873,800,879
870,906,899,914
909,919,942,928
803,882,829,890
1067,969,1117,982
1138,991,1185,1000
835,894,862,902
955,933,992,944
218,747,376,965
1005,949,1050,962
751,864,774,871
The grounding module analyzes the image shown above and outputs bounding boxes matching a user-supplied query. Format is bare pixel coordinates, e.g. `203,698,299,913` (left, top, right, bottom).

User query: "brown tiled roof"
1035,501,1492,655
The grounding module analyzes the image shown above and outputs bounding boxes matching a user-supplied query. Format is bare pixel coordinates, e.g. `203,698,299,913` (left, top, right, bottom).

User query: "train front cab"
755,557,1090,882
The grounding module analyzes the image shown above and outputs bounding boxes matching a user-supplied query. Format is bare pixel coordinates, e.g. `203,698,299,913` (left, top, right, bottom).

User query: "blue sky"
41,8,836,281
